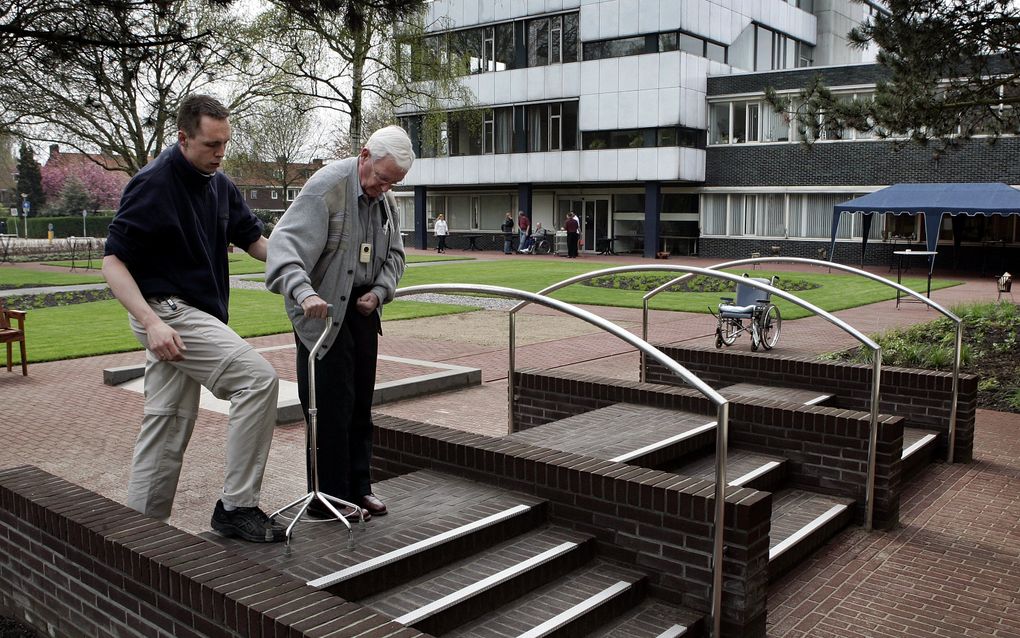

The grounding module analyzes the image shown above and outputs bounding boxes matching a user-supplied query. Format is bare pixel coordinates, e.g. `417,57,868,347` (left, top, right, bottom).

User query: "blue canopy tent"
830,182,1020,272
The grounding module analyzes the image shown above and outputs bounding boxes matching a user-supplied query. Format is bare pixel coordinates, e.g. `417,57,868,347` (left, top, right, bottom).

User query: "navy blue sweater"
105,145,263,323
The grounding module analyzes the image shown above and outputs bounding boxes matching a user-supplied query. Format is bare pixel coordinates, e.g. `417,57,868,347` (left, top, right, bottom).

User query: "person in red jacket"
564,212,580,258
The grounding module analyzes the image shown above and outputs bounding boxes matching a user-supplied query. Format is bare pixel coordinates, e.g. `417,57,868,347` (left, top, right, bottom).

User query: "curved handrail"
395,283,730,638
507,264,883,532
643,256,962,464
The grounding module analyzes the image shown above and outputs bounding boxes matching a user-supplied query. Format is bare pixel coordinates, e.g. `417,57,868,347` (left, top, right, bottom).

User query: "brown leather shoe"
361,494,387,516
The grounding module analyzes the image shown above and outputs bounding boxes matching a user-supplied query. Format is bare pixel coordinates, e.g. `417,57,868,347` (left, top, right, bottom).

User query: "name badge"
359,242,372,263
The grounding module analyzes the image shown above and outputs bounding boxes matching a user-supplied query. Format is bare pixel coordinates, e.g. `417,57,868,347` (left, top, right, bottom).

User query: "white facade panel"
579,3,600,41
638,0,659,35
463,0,478,25
526,67,546,101
597,149,619,181
511,153,530,183
477,73,495,105
580,150,599,181
494,72,513,104
543,152,562,182
579,60,600,95
545,64,564,99
493,155,511,184
597,92,619,129
658,86,681,124
528,152,547,181
462,154,480,184
618,0,640,37
617,148,638,181
562,63,581,96
618,91,639,129
493,0,512,21
636,148,658,178
526,0,545,17
599,0,620,39
561,151,581,181
655,147,681,181
476,155,495,184
658,51,680,89
579,94,598,130
618,56,640,93
447,156,465,185
637,88,659,128
658,0,680,31
599,58,620,94
509,68,529,102
638,55,659,91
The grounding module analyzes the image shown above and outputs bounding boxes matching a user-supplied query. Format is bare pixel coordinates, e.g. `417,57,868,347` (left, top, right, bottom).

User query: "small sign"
21,200,30,213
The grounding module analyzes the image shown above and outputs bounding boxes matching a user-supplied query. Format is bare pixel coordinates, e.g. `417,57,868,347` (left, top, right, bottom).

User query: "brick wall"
511,369,904,529
0,466,427,638
371,414,771,637
643,345,976,464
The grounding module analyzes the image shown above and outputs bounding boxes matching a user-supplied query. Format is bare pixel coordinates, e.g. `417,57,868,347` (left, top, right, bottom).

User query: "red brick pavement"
1,250,1018,636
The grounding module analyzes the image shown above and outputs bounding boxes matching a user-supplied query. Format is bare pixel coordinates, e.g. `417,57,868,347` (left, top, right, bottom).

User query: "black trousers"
567,232,579,257
437,235,447,252
295,294,379,501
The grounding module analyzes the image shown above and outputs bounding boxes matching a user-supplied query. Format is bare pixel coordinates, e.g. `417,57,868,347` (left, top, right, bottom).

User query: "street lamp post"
20,193,29,239
82,209,88,237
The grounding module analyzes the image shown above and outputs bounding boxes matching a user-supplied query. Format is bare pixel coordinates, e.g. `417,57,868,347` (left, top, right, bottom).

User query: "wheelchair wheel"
536,239,551,255
718,318,740,346
758,304,782,350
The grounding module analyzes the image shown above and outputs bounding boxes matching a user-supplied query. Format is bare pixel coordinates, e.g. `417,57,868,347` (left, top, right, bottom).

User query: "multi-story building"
396,0,1018,270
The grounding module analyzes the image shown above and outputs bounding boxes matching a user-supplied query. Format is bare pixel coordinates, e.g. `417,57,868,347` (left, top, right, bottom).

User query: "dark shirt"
501,218,514,233
565,217,579,233
105,144,263,323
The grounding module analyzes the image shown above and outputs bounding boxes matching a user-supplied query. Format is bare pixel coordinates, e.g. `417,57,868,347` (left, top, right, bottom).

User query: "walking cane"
271,305,366,547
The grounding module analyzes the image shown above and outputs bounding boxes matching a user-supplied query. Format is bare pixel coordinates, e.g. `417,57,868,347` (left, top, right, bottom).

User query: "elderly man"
103,94,283,543
266,125,413,520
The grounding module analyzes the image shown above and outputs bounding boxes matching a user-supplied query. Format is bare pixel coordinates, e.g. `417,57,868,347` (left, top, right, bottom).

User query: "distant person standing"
517,210,530,248
434,213,448,253
501,212,514,254
103,94,283,543
565,211,580,258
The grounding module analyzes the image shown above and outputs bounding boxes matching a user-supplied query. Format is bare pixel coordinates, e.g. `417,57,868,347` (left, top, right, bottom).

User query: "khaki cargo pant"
126,297,279,519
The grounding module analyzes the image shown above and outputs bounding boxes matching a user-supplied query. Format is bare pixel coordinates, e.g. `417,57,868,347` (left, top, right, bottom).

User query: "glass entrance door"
558,197,610,253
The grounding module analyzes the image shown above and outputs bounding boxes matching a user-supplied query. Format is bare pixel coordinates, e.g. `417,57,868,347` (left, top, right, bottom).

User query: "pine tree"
15,143,45,214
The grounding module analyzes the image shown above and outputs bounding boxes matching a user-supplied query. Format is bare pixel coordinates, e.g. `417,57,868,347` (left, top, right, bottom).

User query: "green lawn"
0,266,105,287
397,260,961,320
14,289,475,364
6,258,962,364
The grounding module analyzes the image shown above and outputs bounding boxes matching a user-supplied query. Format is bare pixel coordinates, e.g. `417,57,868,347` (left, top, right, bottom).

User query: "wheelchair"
710,274,782,351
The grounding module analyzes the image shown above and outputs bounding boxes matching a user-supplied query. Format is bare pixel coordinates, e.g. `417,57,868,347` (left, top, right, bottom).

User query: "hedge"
4,214,115,239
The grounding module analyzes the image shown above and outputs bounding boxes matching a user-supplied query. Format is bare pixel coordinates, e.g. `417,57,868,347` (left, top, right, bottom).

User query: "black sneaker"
306,501,370,522
210,500,286,543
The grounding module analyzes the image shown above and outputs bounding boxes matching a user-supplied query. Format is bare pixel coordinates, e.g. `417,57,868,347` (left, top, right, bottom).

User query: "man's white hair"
365,125,415,171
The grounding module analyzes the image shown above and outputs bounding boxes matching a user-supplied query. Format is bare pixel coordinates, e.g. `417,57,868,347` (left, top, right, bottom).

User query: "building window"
527,13,579,66
527,101,578,152
286,188,299,201
271,190,279,200
249,189,258,200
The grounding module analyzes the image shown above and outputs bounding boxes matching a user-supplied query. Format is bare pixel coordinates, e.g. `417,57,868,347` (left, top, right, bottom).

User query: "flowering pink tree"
42,159,127,212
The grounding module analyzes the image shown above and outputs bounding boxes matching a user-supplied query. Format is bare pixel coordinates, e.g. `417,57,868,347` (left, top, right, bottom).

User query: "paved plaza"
1,249,1018,636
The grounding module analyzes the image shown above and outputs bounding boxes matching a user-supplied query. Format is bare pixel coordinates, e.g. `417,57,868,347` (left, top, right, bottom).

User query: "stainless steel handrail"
507,264,882,532
643,257,962,464
396,283,730,638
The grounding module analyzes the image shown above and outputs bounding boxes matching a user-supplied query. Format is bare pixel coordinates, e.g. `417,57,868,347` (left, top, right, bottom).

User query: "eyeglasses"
369,156,402,187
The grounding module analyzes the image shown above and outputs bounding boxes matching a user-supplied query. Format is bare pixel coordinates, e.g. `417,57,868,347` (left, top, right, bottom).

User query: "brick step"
902,426,940,481
444,559,648,638
718,382,834,406
360,526,596,635
768,488,855,582
510,403,716,468
664,448,787,492
587,599,705,638
260,470,547,599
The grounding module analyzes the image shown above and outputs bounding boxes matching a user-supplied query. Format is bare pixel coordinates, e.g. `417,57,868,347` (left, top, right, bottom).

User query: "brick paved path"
1,250,1018,636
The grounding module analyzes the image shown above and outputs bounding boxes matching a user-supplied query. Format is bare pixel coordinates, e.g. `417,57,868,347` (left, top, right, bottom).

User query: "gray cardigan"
265,157,406,354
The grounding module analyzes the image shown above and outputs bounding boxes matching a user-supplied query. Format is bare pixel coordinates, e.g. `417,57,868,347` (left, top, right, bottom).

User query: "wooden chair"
0,299,28,375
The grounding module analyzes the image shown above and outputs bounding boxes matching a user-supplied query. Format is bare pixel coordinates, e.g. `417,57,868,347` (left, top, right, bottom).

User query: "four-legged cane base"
271,490,366,547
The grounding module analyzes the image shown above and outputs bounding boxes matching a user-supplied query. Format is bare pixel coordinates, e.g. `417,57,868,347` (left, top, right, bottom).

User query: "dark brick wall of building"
706,138,1020,187
0,466,425,638
642,345,976,464
511,369,903,529
371,412,771,637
